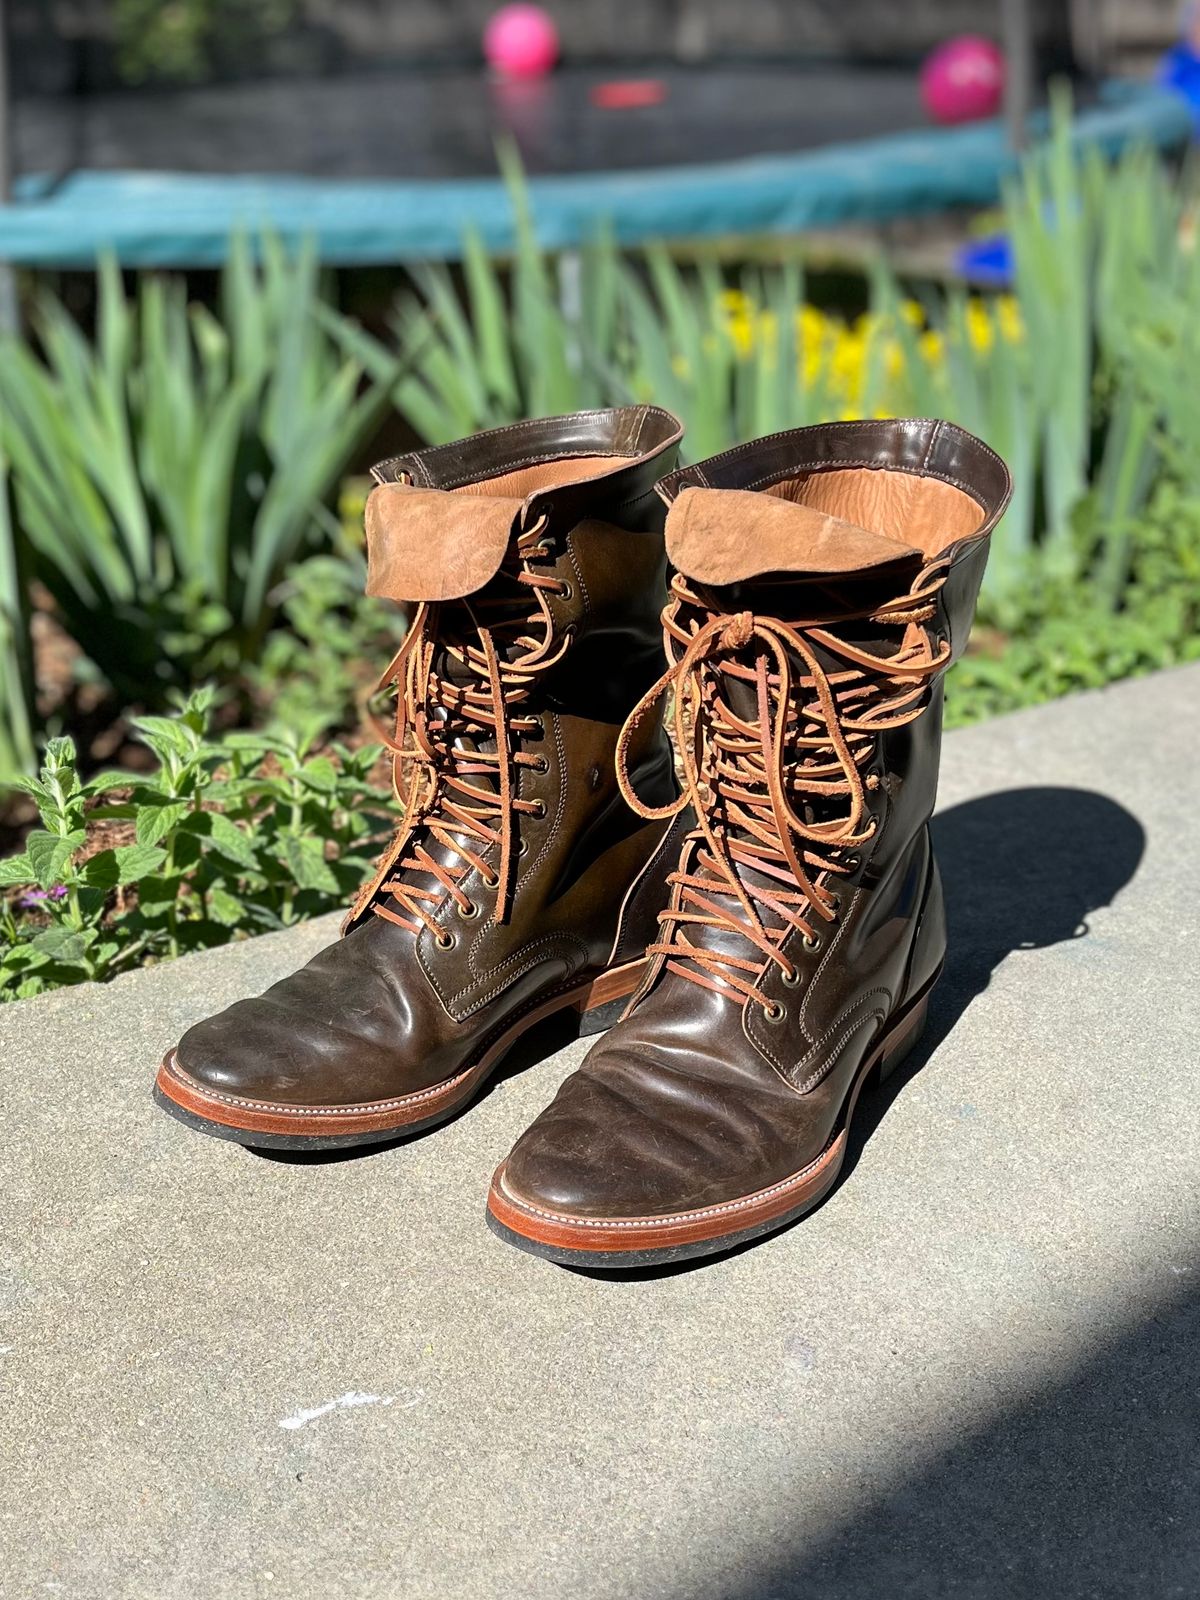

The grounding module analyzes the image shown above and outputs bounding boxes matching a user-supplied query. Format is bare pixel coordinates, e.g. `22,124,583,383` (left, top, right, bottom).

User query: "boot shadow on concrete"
570,784,1145,1280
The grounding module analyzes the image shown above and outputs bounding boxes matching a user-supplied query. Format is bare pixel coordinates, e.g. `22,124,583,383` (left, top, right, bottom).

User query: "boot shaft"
655,418,1011,843
613,418,1011,1016
368,406,683,722
347,406,685,989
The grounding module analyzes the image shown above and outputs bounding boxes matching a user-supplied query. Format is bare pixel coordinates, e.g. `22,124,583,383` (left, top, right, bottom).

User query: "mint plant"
0,691,389,1002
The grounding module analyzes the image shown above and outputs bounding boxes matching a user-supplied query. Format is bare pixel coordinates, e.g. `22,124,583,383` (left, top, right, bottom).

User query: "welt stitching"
454,933,589,1017
794,993,889,1093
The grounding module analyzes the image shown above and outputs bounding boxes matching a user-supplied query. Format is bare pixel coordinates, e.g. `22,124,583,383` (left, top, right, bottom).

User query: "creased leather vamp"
364,484,525,601
665,486,923,584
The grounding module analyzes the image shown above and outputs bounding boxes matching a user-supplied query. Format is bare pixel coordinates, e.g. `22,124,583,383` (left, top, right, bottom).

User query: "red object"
483,4,560,80
590,79,668,110
920,36,1006,125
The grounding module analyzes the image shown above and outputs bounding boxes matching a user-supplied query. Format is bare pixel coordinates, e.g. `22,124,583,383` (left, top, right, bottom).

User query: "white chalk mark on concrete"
278,1388,423,1430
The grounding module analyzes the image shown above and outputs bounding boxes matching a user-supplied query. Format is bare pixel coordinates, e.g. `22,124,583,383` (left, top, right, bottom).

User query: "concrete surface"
2,665,1199,1600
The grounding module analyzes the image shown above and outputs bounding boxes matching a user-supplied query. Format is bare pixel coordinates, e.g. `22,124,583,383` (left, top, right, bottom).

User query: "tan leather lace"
368,516,568,936
615,563,952,1011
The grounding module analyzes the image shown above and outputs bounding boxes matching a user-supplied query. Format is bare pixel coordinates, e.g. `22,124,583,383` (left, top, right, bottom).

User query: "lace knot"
721,611,755,652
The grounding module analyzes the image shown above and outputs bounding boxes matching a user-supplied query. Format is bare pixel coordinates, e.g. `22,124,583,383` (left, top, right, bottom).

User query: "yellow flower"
996,294,1024,343
965,299,994,353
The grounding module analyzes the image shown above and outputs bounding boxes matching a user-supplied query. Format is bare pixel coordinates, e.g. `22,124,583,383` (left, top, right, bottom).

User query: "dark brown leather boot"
488,419,1011,1265
155,406,684,1148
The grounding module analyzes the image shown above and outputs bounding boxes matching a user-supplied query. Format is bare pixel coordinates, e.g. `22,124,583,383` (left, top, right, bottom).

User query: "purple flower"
17,885,69,909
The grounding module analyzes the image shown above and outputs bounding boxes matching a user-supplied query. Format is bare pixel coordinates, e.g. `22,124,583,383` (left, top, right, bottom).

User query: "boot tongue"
364,483,526,602
665,486,921,585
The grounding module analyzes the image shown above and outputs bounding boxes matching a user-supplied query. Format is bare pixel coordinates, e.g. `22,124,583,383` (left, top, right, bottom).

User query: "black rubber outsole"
483,1194,828,1270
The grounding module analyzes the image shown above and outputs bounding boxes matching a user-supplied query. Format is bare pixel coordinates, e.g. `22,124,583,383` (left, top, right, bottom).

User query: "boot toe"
174,997,343,1105
503,1048,740,1221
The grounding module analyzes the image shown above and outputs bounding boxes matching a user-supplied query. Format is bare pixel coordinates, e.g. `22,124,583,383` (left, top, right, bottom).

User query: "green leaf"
208,812,260,869
84,771,136,795
278,834,338,893
80,849,120,890
30,925,95,964
298,756,338,793
135,801,189,848
113,842,168,884
206,886,245,926
25,829,86,889
0,852,34,887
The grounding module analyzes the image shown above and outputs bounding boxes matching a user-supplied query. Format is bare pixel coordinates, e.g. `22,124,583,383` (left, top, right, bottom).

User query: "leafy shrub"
248,482,400,749
385,100,1198,617
948,480,1200,727
0,692,390,1002
0,237,398,756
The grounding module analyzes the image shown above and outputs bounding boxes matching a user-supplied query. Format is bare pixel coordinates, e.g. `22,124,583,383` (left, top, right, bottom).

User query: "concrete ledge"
2,665,1198,1598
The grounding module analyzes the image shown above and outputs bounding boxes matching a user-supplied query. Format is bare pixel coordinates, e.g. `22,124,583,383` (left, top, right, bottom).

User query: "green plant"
384,102,1198,624
0,691,390,1002
0,237,397,732
113,0,299,84
949,478,1200,727
251,536,401,748
0,452,36,778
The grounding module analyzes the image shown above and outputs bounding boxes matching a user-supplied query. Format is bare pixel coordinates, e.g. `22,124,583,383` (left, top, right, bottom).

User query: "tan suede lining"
364,484,524,602
665,487,922,584
365,455,644,602
766,468,985,556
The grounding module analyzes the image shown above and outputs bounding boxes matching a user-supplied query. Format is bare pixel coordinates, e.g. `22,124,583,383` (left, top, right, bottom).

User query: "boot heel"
876,994,929,1086
577,993,630,1037
573,958,646,1038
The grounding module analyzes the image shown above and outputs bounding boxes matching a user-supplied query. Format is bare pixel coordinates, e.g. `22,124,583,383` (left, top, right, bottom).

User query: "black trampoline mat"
14,63,942,180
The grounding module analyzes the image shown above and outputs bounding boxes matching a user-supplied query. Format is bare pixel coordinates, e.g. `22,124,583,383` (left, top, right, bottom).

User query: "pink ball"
484,5,560,79
921,36,1006,125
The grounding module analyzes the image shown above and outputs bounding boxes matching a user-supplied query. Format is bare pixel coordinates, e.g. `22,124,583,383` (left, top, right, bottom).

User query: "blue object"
957,235,1014,287
0,80,1190,268
1159,42,1200,130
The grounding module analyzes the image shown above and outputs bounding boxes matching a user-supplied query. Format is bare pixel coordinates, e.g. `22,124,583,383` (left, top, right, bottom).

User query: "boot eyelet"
764,1002,785,1024
529,718,545,740
434,930,455,951
557,580,574,603
517,838,529,858
781,967,803,988
531,800,547,819
457,900,479,921
802,932,821,952
828,892,842,914
845,855,861,873
480,869,499,889
532,754,550,774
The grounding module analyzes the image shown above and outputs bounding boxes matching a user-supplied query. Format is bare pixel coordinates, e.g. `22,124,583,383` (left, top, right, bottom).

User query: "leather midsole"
155,957,647,1138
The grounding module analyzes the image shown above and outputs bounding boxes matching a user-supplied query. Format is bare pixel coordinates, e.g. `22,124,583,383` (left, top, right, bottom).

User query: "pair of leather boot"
155,406,1011,1268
